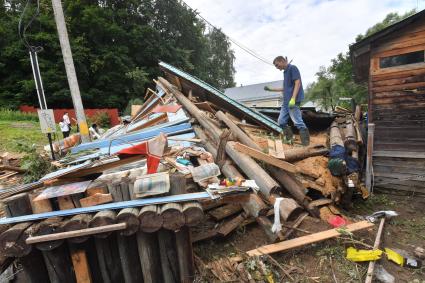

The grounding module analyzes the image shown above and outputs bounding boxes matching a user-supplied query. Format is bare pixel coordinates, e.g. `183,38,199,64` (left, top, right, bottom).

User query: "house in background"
225,80,283,107
350,9,425,194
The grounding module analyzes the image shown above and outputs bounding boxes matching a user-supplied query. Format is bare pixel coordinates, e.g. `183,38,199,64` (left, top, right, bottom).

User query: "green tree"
0,0,236,110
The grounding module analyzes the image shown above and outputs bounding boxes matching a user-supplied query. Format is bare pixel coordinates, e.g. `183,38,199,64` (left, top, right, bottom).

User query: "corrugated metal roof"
225,80,283,102
159,61,282,133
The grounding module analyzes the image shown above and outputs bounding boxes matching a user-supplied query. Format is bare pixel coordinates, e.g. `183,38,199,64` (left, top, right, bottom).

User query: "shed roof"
350,9,425,82
224,81,283,102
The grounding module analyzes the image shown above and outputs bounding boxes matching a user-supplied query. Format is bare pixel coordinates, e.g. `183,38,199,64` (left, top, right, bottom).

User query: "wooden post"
117,208,140,236
158,229,180,283
0,222,33,257
117,232,144,283
62,214,93,244
19,249,50,283
68,244,92,283
137,230,163,283
330,121,344,147
1,192,50,282
344,118,357,152
81,238,103,283
42,243,77,283
182,202,204,227
160,203,185,231
366,123,375,193
89,210,117,238
170,174,195,283
95,234,125,283
33,217,64,251
2,193,32,217
216,110,259,149
139,205,163,233
114,183,144,283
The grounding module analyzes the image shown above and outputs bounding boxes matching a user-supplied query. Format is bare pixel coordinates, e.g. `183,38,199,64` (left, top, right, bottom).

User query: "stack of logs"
0,174,203,283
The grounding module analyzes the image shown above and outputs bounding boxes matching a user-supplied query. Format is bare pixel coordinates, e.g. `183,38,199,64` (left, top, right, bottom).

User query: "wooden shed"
350,10,425,194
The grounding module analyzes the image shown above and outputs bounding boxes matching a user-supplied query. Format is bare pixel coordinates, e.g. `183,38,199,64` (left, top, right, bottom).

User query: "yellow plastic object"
385,248,404,266
346,247,383,262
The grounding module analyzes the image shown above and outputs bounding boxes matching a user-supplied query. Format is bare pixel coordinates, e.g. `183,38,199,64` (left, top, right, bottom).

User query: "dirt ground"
194,193,425,282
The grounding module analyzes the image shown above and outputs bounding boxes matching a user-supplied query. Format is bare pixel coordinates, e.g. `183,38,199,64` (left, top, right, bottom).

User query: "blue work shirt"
283,64,304,104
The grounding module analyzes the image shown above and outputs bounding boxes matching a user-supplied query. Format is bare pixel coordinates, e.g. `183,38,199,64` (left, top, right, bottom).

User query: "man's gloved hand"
289,98,296,108
264,86,272,91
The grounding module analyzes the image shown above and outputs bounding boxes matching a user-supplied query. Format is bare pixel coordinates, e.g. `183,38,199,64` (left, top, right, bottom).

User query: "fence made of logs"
0,174,203,283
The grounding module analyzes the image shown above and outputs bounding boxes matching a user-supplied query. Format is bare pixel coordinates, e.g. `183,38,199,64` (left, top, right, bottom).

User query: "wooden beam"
26,223,127,244
80,193,113,207
233,142,296,173
245,221,373,256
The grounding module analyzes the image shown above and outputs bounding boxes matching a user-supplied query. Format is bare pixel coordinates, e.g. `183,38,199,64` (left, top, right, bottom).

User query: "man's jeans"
277,103,306,129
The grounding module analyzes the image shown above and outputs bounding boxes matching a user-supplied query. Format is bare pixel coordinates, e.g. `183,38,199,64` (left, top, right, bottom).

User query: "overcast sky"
184,0,424,87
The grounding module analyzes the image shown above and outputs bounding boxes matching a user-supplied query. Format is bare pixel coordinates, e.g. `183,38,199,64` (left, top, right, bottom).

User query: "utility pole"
51,0,90,143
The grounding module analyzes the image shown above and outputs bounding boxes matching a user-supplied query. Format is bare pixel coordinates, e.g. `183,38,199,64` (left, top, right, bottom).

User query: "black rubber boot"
283,126,294,144
300,128,310,146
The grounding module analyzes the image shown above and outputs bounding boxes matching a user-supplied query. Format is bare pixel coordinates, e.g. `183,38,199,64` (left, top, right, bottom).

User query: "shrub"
0,109,39,121
124,98,144,116
90,111,111,128
17,143,53,183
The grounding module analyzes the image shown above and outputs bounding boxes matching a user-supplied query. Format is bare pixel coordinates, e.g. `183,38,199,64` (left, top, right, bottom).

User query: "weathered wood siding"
369,18,425,194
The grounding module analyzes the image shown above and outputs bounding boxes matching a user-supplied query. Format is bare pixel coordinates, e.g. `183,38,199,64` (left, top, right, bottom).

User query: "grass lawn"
0,120,50,152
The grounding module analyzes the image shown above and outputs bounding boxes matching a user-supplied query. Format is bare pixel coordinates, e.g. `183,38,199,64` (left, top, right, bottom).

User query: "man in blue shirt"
264,56,310,146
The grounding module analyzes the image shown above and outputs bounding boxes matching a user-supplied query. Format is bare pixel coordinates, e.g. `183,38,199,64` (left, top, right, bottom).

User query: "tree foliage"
305,10,416,110
0,0,236,110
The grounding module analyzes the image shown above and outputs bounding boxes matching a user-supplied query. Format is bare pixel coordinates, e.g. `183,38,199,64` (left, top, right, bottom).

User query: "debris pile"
0,62,374,282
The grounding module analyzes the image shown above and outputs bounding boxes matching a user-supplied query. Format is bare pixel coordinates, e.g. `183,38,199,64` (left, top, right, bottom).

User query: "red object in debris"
117,142,160,174
151,105,182,113
328,216,347,228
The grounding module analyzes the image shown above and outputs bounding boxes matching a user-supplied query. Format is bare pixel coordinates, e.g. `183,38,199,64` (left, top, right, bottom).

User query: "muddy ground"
194,193,425,282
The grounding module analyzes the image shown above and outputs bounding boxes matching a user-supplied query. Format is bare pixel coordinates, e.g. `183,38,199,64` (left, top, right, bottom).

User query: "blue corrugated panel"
71,119,191,154
159,61,283,133
0,192,210,225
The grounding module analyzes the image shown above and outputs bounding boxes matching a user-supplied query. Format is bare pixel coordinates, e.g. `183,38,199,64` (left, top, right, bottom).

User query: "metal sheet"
159,61,283,133
71,120,192,154
0,192,210,225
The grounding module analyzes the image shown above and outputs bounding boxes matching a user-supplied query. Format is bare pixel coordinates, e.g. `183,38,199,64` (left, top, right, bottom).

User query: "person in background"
264,56,310,146
59,118,70,138
89,123,101,140
63,112,71,131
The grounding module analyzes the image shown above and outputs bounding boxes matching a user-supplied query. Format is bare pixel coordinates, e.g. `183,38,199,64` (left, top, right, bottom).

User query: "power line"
179,0,275,66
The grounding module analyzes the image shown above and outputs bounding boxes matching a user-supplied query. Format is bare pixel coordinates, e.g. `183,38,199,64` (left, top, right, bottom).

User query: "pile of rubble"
0,62,372,282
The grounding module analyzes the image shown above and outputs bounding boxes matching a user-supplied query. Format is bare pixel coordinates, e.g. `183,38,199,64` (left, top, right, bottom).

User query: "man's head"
273,56,289,71
64,112,68,115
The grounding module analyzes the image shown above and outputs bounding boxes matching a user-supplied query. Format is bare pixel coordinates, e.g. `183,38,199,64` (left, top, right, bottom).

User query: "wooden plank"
372,68,425,82
208,204,242,221
372,43,425,58
373,150,425,158
26,223,127,244
69,246,92,283
267,139,276,156
80,193,113,207
86,186,107,196
245,221,374,256
217,213,246,237
233,142,296,173
274,139,286,159
372,81,425,93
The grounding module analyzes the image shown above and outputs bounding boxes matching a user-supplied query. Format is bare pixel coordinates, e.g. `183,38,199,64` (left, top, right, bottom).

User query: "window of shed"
380,50,424,68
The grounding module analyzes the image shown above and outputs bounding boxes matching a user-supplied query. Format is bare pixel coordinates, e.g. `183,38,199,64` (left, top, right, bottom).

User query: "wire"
18,0,42,52
179,0,275,66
